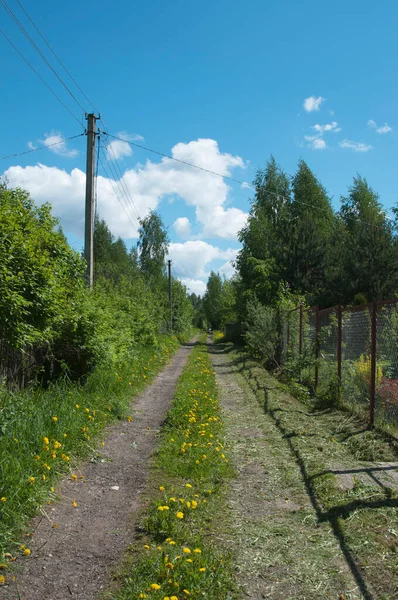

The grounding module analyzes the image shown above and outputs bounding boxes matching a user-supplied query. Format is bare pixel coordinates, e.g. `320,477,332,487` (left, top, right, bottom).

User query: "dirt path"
4,341,196,600
209,342,362,600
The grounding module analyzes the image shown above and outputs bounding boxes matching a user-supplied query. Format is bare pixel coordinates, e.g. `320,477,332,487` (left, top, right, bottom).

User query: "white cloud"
340,139,372,152
303,96,324,112
376,123,392,134
313,121,341,134
367,120,392,134
28,131,79,158
173,217,191,239
105,131,143,160
167,241,237,279
304,135,327,150
179,278,206,296
3,138,247,241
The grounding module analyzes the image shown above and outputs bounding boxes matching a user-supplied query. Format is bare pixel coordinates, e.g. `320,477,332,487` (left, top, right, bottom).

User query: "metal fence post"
369,302,377,427
314,306,319,390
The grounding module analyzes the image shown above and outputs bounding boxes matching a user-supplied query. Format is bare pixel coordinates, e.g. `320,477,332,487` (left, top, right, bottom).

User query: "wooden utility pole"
167,259,172,331
84,113,97,288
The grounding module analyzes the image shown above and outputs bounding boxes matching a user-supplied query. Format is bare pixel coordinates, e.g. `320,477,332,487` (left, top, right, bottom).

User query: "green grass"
110,336,238,600
225,343,398,599
0,334,181,567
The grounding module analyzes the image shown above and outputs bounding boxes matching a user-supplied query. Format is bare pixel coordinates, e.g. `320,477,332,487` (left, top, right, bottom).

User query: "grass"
0,334,182,571
221,343,398,599
110,336,238,600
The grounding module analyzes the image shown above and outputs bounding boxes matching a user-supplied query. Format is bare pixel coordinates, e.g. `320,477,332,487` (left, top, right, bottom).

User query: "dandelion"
150,583,161,590
0,575,5,584
71,474,77,481
53,523,58,529
143,544,150,549
75,404,80,409
127,416,133,422
24,549,31,556
176,511,184,519
158,506,165,511
183,547,191,554
29,477,35,483
171,596,179,600
72,500,78,507
168,540,176,546
0,497,6,502
199,567,206,572
185,483,192,488
193,548,201,553
186,559,193,563
191,500,198,509
101,442,105,447
34,455,40,460
43,437,49,445
183,590,190,595
139,595,147,599
42,474,46,481
52,416,58,422
159,486,165,491
84,408,90,413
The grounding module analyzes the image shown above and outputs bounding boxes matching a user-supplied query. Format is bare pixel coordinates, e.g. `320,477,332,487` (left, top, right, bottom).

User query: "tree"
236,156,291,312
203,272,224,329
287,160,335,305
338,175,398,302
137,210,169,281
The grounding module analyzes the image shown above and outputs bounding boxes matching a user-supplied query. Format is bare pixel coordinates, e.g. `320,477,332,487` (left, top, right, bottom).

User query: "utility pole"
167,259,172,332
84,113,97,288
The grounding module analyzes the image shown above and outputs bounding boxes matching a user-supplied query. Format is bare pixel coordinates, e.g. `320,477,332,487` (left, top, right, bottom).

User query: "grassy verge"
0,334,183,569
110,336,238,600
225,343,398,599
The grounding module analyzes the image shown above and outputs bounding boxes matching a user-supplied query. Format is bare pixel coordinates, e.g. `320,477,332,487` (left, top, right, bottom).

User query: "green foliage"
138,210,169,282
203,272,237,329
0,185,86,349
244,298,278,365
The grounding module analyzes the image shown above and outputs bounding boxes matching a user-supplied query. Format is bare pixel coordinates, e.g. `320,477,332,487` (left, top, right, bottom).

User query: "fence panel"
302,308,316,386
340,305,372,417
375,302,398,428
318,307,338,392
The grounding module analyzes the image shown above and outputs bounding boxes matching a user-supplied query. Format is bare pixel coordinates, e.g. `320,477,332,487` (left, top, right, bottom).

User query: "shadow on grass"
210,343,393,600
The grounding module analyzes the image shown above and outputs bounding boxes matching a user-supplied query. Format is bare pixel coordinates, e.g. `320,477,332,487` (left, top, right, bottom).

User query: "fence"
281,300,398,431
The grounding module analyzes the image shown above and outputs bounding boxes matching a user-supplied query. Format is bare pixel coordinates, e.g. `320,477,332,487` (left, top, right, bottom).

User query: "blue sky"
1,0,397,294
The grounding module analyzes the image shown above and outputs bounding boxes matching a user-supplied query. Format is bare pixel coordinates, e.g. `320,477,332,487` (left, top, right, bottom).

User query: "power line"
0,133,84,161
99,145,139,227
0,27,81,125
0,0,86,117
98,148,139,233
103,132,248,187
14,0,99,113
104,138,141,224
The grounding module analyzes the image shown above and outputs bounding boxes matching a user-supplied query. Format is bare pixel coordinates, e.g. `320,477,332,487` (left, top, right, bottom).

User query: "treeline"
0,182,193,382
199,156,398,334
237,156,398,311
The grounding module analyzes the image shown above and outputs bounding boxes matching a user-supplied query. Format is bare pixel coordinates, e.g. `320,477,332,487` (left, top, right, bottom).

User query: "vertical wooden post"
314,306,320,390
299,305,303,356
369,302,377,427
337,304,342,384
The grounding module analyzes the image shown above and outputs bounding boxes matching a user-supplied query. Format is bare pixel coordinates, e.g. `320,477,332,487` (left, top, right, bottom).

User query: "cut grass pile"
227,345,398,599
112,337,237,600
0,335,181,574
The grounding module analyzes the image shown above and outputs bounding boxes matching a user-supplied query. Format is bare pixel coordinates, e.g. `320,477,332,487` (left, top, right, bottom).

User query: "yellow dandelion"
183,547,191,554
176,511,184,519
150,583,161,590
158,506,165,511
193,548,201,553
185,483,192,488
0,497,6,502
24,549,31,556
144,544,150,549
71,474,77,481
191,500,198,509
52,416,58,422
29,477,35,483
72,500,78,507
0,575,5,584
199,567,206,572
159,486,165,491
43,437,49,445
50,487,55,493
186,559,193,563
